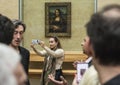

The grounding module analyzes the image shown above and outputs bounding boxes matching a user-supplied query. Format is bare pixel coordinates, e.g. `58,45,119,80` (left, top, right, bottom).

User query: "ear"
56,41,58,45
87,37,91,47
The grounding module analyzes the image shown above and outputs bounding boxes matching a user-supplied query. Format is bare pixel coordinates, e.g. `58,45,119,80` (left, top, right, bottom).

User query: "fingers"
73,60,80,69
48,74,56,83
39,41,45,48
30,44,34,48
60,76,68,85
48,74,53,80
48,74,54,79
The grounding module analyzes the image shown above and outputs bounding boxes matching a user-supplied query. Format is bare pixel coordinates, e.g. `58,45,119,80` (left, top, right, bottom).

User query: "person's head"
0,43,27,85
0,14,14,45
55,9,62,17
11,19,26,47
81,36,92,56
49,36,62,50
86,4,120,66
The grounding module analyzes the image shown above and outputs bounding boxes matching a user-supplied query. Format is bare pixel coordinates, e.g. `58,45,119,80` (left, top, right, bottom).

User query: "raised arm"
44,46,64,58
30,44,47,56
39,41,64,58
31,37,64,58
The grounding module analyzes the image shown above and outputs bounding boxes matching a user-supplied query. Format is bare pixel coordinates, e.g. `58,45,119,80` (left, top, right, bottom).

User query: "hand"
60,76,68,85
39,41,45,48
30,43,35,49
48,74,55,81
72,60,81,69
48,74,68,85
52,25,60,30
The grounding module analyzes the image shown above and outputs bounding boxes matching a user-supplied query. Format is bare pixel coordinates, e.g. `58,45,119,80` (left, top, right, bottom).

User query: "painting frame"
45,2,71,37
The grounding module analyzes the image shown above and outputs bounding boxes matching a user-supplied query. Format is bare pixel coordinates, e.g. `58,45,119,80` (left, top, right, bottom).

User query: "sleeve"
25,50,30,85
26,50,30,74
43,46,64,58
32,47,47,57
38,50,47,56
20,48,30,75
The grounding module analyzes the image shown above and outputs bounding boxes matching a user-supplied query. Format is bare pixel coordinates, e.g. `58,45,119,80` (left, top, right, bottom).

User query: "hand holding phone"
32,39,40,45
77,63,88,83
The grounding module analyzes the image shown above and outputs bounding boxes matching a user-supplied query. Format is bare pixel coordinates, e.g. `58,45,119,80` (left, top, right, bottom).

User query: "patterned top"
36,46,64,85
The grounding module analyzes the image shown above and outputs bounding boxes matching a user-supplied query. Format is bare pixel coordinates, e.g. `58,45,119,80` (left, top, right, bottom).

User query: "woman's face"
81,36,91,56
55,10,60,16
49,38,58,49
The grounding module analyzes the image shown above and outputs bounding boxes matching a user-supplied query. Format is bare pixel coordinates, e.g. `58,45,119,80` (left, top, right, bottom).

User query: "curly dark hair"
12,19,26,32
86,4,120,66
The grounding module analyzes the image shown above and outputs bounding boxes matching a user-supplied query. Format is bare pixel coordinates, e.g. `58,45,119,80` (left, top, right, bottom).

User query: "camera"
32,39,40,44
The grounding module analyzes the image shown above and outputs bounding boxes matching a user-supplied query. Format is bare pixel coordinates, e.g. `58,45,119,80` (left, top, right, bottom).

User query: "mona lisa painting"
45,2,71,37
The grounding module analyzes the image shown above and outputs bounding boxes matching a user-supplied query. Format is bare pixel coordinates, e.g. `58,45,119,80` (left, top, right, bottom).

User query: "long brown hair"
51,36,62,48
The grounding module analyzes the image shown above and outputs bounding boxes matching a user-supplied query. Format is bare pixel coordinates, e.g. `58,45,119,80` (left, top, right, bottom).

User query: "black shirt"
104,74,120,85
19,46,30,85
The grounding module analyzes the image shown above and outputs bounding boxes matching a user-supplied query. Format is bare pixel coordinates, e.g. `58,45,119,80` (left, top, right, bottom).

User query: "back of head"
86,4,120,66
0,14,14,45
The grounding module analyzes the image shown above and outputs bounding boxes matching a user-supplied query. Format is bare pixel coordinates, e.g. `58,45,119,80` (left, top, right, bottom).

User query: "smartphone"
32,39,40,44
77,63,88,83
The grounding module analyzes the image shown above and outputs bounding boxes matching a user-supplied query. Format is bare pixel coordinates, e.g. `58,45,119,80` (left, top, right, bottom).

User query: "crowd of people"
0,3,120,85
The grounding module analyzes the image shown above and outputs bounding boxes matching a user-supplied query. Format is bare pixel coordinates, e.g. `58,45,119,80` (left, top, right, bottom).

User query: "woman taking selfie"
31,36,64,85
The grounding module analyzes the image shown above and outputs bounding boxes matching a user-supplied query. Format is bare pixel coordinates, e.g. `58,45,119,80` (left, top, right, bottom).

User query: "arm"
39,41,64,58
43,46,64,58
25,50,30,75
30,44,47,56
19,47,30,85
25,50,30,85
48,74,68,85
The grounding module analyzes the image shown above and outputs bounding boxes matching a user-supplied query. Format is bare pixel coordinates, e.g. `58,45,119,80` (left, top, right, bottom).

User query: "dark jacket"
104,74,120,85
19,46,30,85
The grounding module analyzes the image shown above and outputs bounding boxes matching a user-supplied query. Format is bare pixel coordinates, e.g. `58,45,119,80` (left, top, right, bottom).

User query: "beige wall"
1,0,120,52
23,0,95,51
0,0,19,19
98,0,120,11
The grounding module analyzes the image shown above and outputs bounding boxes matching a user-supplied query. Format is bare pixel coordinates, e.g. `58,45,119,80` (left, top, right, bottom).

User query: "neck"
10,44,19,52
51,47,57,51
94,60,120,84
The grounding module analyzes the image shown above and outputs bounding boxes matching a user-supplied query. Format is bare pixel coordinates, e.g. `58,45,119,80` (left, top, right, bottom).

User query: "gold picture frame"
45,2,71,37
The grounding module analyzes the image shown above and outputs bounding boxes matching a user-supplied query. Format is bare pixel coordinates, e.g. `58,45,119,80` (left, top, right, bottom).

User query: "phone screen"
77,63,88,83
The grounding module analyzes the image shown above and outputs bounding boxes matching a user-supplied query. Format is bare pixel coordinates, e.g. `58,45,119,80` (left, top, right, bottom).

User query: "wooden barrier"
29,51,88,78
